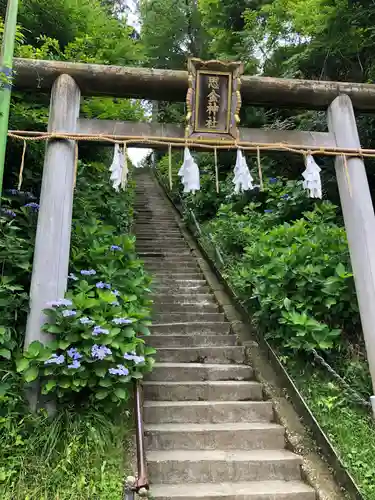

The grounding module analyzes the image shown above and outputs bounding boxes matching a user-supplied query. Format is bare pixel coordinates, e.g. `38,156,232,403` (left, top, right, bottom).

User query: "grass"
285,359,375,500
0,397,132,500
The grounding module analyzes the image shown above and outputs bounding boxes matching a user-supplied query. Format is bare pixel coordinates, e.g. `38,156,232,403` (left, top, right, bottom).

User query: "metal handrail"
134,380,148,492
124,381,149,499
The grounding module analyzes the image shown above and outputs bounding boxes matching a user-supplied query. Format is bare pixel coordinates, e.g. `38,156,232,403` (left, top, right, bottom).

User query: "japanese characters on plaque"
186,58,244,140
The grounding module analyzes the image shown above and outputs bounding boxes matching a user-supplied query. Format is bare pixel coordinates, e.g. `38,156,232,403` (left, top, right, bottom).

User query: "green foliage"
13,161,154,406
140,0,207,68
0,402,129,499
205,185,359,353
286,360,375,500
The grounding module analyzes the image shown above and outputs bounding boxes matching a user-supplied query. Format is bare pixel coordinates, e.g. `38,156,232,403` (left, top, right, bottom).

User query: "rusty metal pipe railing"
134,380,149,494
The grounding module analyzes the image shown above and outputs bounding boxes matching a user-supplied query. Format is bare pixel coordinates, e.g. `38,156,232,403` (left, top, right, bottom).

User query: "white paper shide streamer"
178,147,200,193
109,144,128,191
302,154,322,199
233,149,254,194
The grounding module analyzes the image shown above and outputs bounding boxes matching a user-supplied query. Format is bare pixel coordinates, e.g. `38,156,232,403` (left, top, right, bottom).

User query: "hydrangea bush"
14,161,155,405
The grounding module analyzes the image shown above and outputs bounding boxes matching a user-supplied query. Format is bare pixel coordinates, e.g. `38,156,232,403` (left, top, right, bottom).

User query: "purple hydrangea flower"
67,348,82,360
91,344,112,360
96,281,111,289
24,202,39,211
264,209,273,213
80,316,94,325
62,309,77,317
80,269,96,276
44,353,65,365
269,177,278,184
92,325,110,336
111,245,122,251
46,298,73,308
68,359,81,369
112,317,133,325
1,208,16,218
68,273,78,281
113,289,120,297
108,364,129,376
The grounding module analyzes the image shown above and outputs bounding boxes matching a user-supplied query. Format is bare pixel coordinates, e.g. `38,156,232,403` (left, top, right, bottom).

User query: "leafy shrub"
203,180,360,353
12,161,154,406
19,230,154,405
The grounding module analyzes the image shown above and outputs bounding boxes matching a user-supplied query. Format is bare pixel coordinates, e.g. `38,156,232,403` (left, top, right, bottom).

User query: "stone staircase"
134,170,316,500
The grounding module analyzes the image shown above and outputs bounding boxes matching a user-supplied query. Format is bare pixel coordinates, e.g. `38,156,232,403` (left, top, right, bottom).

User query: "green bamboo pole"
0,0,19,197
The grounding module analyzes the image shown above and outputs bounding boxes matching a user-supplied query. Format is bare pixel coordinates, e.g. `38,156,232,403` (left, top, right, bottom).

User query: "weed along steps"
134,170,317,500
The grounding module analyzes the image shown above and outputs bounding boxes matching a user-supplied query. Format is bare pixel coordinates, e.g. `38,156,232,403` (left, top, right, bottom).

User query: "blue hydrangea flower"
281,194,290,200
108,365,129,376
80,316,94,325
68,359,81,369
1,208,16,218
24,202,39,211
113,289,120,297
133,355,145,365
123,352,145,364
68,273,78,281
80,269,96,276
123,351,136,360
62,309,77,317
5,189,19,196
46,298,73,308
91,344,112,360
92,325,110,336
44,353,65,365
111,245,122,251
67,348,82,360
112,317,132,325
264,209,273,213
96,281,111,289
269,177,278,184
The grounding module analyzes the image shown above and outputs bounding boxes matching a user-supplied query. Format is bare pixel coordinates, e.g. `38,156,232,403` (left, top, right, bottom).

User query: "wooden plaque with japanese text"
186,58,244,140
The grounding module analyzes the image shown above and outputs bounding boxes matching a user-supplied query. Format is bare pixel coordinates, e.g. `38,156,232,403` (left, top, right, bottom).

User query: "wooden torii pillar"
14,59,375,415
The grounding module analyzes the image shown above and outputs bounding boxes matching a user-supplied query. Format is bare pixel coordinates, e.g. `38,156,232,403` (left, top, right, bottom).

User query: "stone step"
149,481,316,499
155,346,244,364
154,284,210,294
141,251,193,257
151,322,230,335
153,278,207,286
147,363,253,382
138,249,190,255
135,219,177,223
147,449,303,483
137,233,183,239
145,422,285,451
137,236,184,242
153,312,225,323
151,273,204,281
152,293,216,303
137,241,188,247
149,334,237,348
152,303,219,313
144,400,274,424
146,263,200,271
138,251,192,257
143,380,262,401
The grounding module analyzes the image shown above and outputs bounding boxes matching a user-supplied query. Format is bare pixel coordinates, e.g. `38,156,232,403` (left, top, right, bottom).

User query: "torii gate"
6,57,375,417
